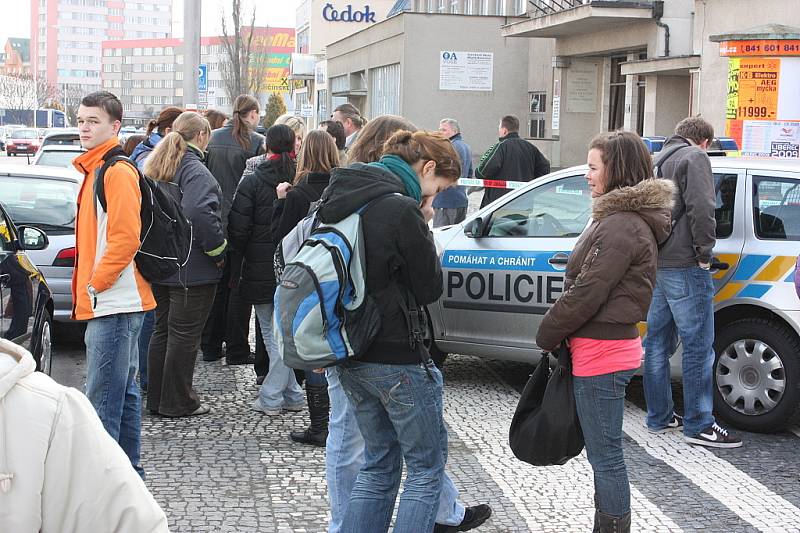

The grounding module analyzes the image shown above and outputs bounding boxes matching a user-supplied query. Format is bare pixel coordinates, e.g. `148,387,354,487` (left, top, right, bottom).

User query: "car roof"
553,156,800,177
0,164,81,182
9,128,38,135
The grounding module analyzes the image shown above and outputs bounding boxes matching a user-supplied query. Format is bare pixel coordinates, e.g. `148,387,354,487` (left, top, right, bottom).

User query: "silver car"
428,157,800,433
0,165,81,325
32,145,86,168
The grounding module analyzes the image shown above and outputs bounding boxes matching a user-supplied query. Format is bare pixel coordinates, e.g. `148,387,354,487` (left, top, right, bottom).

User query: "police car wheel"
713,318,800,433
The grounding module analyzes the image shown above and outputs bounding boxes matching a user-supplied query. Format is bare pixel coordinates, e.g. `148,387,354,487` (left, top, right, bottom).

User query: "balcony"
502,0,655,39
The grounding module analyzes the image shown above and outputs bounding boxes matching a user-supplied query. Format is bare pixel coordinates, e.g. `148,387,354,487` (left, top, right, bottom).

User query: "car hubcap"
716,339,786,416
40,321,52,375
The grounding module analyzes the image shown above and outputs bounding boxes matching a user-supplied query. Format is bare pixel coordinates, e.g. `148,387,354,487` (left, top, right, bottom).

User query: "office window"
608,56,626,131
528,92,546,139
369,64,401,117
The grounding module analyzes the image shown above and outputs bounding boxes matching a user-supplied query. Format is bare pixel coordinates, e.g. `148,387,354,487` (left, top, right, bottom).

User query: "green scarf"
369,154,421,203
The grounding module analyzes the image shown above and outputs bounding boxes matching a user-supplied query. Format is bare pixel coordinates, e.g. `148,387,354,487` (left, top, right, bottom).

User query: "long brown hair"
203,109,228,130
144,111,211,182
588,131,654,192
122,134,145,156
146,106,183,136
383,131,461,181
295,130,339,185
231,94,260,150
347,115,417,164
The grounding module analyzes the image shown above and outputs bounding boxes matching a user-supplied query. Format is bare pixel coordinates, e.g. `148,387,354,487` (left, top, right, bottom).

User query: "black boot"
290,383,329,447
593,510,631,533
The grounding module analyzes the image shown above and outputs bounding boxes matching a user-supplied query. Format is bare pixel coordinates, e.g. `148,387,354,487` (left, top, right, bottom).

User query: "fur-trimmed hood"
593,178,675,244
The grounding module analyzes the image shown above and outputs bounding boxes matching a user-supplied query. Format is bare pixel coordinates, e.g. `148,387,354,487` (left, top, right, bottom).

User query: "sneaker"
284,402,305,412
647,413,684,434
251,398,282,416
434,504,492,532
685,423,743,448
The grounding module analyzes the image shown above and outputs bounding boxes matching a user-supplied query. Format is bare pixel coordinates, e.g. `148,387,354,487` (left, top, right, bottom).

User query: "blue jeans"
138,310,155,390
573,369,636,517
254,304,305,409
337,360,446,533
84,311,145,477
326,367,465,532
643,267,716,436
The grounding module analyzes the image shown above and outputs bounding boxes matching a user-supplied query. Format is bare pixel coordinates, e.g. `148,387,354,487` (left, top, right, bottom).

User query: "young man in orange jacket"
72,91,156,477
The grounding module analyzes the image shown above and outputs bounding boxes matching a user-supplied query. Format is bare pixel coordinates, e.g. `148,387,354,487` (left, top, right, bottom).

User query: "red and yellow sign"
725,57,782,148
720,40,800,57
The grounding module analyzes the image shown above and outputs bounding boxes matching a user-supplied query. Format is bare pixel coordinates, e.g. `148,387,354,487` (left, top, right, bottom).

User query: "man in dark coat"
477,115,550,208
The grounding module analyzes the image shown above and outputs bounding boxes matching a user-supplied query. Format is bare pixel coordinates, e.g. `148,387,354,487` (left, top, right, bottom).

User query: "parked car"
0,200,53,373
6,128,41,156
0,165,80,330
40,128,81,148
32,144,86,168
427,157,800,433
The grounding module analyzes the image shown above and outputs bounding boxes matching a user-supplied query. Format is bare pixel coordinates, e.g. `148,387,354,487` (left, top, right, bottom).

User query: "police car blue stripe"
736,284,772,299
441,250,565,272
785,269,796,283
732,255,771,281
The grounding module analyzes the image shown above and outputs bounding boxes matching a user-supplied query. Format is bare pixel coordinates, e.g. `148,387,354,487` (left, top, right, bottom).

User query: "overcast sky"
0,0,298,46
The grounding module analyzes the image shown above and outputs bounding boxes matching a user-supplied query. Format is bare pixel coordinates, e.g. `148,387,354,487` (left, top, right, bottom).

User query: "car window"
36,150,83,168
714,173,737,239
0,176,78,231
753,175,800,240
12,129,37,139
486,175,591,238
0,209,14,252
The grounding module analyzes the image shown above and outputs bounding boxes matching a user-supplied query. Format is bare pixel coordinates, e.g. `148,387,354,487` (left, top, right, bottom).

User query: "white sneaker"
251,398,282,416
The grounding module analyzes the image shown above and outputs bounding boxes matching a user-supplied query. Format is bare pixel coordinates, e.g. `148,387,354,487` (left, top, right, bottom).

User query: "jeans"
138,310,155,390
337,360,446,533
147,284,216,416
643,267,716,436
326,367,465,533
84,311,145,477
254,304,305,409
573,369,636,517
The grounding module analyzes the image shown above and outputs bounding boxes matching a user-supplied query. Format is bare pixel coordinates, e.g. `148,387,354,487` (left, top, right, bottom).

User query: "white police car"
427,157,800,433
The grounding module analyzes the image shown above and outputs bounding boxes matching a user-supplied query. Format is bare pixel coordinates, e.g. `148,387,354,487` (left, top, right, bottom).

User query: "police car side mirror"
464,217,485,239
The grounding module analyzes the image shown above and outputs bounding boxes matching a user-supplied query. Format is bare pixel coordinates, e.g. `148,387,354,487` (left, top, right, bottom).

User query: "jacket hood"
317,163,406,223
253,156,296,187
131,132,161,163
0,339,35,493
593,178,675,243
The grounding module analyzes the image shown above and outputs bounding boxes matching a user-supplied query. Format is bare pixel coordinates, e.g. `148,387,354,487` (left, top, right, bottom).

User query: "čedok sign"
322,3,377,23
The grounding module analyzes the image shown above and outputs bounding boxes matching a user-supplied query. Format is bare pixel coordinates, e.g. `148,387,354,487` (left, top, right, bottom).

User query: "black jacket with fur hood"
536,178,674,350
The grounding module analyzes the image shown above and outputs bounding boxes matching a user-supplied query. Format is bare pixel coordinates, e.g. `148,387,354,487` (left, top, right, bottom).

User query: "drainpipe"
653,1,670,57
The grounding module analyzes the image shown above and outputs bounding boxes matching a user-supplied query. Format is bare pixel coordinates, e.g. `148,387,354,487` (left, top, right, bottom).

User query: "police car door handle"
548,253,569,265
711,261,729,271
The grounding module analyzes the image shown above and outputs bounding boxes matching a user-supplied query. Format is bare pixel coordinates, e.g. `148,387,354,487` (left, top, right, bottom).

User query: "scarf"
369,154,421,202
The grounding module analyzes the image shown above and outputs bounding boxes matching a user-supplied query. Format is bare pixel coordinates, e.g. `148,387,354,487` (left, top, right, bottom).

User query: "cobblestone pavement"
51,340,800,533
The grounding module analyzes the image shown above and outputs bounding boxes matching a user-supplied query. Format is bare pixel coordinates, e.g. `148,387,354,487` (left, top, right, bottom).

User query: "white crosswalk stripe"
622,404,800,532
443,359,682,532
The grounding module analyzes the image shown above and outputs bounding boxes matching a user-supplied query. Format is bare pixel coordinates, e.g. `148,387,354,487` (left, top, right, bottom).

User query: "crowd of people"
0,87,742,533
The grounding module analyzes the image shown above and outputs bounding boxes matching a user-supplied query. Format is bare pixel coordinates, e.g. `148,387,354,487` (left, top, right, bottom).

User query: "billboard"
245,27,296,95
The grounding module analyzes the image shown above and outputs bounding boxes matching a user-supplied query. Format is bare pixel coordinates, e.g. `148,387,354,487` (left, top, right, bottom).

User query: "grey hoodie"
656,136,717,267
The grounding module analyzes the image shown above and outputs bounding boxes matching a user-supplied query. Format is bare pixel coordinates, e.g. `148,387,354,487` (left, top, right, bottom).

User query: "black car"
0,202,53,373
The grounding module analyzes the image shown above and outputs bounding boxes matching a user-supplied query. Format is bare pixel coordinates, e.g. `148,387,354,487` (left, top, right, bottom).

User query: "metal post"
183,0,201,110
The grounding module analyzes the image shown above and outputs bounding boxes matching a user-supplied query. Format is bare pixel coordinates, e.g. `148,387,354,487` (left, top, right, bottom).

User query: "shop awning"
501,1,654,39
620,55,701,77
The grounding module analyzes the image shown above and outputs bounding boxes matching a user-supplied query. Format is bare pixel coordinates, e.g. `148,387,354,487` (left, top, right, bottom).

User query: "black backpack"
94,148,192,283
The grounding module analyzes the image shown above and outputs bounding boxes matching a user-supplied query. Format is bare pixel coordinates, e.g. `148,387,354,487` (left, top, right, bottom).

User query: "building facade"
100,28,296,126
31,0,172,96
4,38,31,76
326,11,530,155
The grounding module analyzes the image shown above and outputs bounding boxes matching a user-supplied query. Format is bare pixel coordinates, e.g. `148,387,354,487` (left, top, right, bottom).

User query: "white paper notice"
552,95,561,132
741,120,800,158
439,51,493,91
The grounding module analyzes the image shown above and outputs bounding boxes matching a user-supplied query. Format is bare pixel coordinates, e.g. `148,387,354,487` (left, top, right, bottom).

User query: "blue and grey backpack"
273,195,395,370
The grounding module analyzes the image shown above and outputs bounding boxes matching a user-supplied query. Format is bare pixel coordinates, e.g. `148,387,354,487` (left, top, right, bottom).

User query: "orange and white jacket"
71,137,155,320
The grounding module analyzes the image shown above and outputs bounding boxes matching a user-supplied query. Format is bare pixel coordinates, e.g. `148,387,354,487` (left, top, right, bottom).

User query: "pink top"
569,337,643,377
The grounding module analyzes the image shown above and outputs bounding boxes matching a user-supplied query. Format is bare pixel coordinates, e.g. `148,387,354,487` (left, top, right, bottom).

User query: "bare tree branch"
218,0,274,104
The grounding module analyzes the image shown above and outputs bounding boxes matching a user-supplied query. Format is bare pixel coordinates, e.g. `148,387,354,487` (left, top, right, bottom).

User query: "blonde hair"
274,113,306,140
144,111,211,182
295,130,339,185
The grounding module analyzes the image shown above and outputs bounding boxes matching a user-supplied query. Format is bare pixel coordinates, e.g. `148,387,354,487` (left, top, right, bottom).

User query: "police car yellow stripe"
754,255,797,282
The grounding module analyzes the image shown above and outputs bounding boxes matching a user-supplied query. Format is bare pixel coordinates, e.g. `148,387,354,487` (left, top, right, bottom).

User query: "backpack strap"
653,142,691,178
94,149,142,213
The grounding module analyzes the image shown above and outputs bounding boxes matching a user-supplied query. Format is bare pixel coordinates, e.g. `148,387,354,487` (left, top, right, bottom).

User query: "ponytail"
143,111,211,182
143,132,186,182
231,94,260,150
